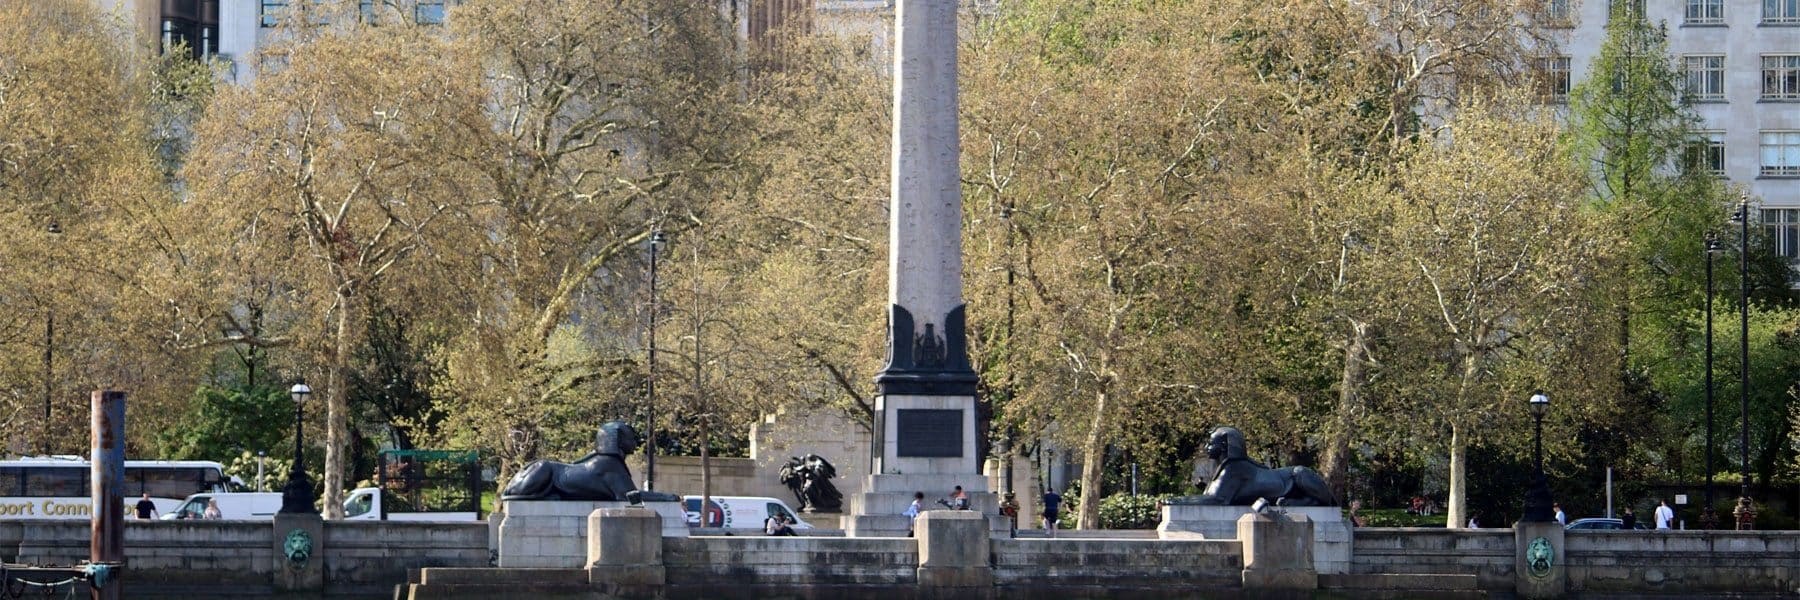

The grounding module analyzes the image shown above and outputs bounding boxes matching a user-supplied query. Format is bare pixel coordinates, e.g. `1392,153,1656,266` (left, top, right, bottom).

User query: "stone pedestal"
587,508,665,588
1239,512,1317,590
1513,520,1566,599
499,500,685,568
1159,504,1349,574
271,512,324,592
844,474,1011,538
915,511,993,589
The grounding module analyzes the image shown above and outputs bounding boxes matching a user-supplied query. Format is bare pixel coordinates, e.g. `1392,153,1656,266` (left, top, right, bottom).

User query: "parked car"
681,496,811,531
1565,517,1649,530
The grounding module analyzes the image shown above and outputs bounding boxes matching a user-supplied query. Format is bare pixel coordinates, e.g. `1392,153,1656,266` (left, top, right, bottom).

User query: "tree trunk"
1322,319,1370,503
323,289,353,520
1075,388,1109,530
1447,423,1466,529
700,429,712,526
1445,352,1479,530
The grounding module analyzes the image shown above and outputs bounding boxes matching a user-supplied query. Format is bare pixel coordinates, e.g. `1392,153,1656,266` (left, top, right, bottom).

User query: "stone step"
1320,573,1479,590
1012,529,1159,539
852,492,1000,514
861,474,992,494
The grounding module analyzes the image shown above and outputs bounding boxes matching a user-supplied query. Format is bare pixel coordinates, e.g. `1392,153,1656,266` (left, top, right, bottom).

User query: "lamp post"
40,221,60,456
1702,234,1721,529
1523,391,1555,522
646,230,666,492
280,383,317,514
1729,197,1755,530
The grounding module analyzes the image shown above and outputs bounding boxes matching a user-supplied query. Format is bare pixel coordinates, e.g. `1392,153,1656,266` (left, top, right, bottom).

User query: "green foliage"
1359,508,1447,528
1096,493,1174,529
156,383,293,462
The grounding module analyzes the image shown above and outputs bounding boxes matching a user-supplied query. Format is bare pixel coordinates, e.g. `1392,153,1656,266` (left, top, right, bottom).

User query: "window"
1547,0,1572,23
24,468,86,497
1535,56,1572,102
261,0,287,27
1766,209,1800,257
1762,130,1800,176
1687,0,1725,23
1610,0,1645,20
1689,131,1726,176
416,0,447,25
1686,55,1726,101
1769,0,1800,22
1764,55,1800,99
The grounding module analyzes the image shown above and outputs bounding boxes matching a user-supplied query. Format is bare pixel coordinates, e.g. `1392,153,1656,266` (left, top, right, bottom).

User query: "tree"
0,0,204,453
431,0,749,480
1377,95,1613,528
963,0,1301,528
181,25,488,517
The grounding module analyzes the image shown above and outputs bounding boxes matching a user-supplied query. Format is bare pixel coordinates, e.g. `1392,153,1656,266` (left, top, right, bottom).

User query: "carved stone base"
1158,504,1350,574
845,475,1010,538
498,500,685,568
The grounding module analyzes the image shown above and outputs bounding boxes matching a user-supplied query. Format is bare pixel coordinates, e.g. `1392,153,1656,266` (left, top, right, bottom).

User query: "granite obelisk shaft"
874,0,977,473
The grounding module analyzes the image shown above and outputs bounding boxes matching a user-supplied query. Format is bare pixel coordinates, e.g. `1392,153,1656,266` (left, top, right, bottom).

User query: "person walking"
1553,503,1566,526
904,491,923,537
134,493,157,520
1621,507,1637,529
1655,500,1674,530
1041,488,1062,533
203,498,223,520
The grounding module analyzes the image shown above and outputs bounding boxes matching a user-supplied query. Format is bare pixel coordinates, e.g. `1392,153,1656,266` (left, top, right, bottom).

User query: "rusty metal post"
90,390,125,600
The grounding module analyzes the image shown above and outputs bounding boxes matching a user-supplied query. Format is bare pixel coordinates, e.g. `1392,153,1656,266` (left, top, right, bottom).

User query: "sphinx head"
597,421,642,456
1205,426,1247,461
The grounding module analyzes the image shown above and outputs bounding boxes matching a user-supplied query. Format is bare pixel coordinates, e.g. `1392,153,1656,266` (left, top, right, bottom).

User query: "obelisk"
846,0,998,537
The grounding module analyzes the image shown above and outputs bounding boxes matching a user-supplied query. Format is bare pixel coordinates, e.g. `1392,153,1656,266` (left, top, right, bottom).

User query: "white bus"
0,457,232,519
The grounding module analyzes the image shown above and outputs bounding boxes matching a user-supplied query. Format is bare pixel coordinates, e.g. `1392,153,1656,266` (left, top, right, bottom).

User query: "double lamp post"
1699,195,1756,530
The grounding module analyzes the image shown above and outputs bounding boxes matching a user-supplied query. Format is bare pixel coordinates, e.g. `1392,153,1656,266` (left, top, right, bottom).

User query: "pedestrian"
765,513,796,536
134,493,157,520
1348,499,1365,527
204,498,223,520
1466,512,1480,529
1553,503,1566,526
1041,487,1062,533
950,485,970,510
905,491,923,537
1621,507,1637,529
1000,492,1020,535
1654,499,1674,530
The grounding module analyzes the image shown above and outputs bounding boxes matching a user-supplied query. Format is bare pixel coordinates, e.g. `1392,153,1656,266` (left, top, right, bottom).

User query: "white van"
341,487,479,521
681,496,812,531
162,492,283,520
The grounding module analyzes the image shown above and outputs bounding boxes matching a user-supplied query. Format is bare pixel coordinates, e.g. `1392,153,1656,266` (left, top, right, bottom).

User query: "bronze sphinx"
500,420,676,503
1168,426,1336,507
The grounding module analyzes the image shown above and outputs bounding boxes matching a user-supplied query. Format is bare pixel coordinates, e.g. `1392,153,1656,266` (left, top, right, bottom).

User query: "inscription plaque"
895,409,963,457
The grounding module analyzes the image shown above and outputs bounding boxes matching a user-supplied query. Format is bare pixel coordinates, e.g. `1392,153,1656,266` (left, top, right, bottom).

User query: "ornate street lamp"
1702,234,1721,529
646,230,666,492
1728,197,1755,530
1522,391,1555,522
40,221,60,456
280,383,317,514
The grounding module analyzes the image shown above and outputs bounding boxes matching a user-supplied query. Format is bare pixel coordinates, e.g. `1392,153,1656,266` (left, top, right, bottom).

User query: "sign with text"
896,409,963,457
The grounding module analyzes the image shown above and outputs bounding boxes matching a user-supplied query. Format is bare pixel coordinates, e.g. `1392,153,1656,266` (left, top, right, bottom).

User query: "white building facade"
1546,0,1800,255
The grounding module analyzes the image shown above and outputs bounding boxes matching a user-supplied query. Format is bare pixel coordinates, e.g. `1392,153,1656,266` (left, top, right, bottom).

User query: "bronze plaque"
896,409,962,457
